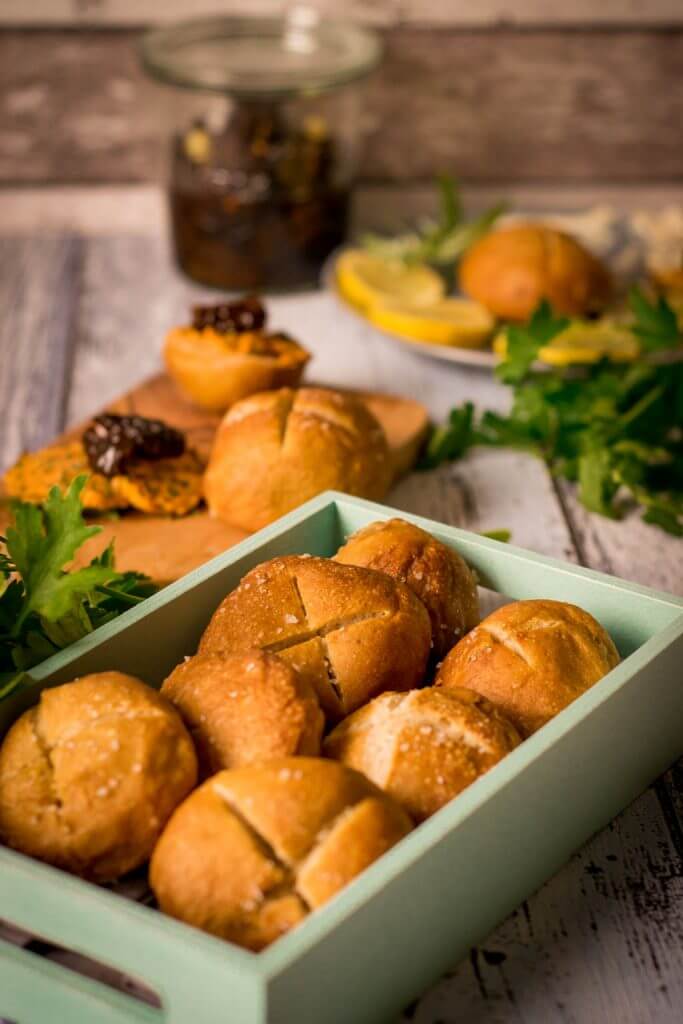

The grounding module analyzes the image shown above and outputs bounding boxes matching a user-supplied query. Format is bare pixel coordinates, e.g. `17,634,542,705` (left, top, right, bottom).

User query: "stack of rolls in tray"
0,518,620,950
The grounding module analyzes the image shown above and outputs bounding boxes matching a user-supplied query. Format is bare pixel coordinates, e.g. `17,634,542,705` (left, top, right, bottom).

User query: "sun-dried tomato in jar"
140,13,382,290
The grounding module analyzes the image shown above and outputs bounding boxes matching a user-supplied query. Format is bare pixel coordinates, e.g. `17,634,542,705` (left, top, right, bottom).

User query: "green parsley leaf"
425,297,683,535
497,301,570,385
629,288,680,352
6,477,114,633
420,402,475,469
480,529,512,543
641,505,683,537
362,175,506,268
0,476,156,701
577,447,619,517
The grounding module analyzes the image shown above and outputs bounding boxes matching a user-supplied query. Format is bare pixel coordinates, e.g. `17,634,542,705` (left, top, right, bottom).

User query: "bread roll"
161,650,323,776
199,556,432,720
0,672,197,881
435,599,620,735
335,518,479,659
164,326,310,412
203,387,392,531
149,757,412,950
324,687,520,821
459,224,612,321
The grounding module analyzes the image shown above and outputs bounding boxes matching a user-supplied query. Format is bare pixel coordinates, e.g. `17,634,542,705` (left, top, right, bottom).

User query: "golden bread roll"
335,518,480,659
0,672,197,881
164,326,310,412
161,650,324,776
199,556,432,720
203,387,392,531
435,599,620,735
459,224,612,321
149,757,412,950
324,687,520,821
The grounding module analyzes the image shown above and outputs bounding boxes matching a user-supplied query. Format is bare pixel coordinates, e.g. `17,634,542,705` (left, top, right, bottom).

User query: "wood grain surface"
2,28,683,185
0,207,681,1023
3,0,683,27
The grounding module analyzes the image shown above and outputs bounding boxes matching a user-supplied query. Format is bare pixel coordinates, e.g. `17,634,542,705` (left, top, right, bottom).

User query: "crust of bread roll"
161,650,323,776
459,224,612,321
164,327,310,412
0,672,197,881
324,686,520,821
203,387,392,531
149,757,412,950
199,556,432,720
335,518,480,659
435,599,620,735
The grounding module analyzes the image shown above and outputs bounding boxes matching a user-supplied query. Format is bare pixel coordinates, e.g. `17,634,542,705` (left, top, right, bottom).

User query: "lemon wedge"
494,319,640,366
369,298,495,348
336,249,445,313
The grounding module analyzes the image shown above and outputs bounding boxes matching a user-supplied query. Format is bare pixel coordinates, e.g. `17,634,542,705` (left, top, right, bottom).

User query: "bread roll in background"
459,224,612,321
203,387,392,531
199,556,432,721
150,758,412,951
335,518,480,659
324,687,520,822
161,650,323,776
435,599,620,736
0,673,197,881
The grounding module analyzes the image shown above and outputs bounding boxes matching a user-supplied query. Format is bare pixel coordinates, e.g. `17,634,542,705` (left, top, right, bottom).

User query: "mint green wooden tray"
2,492,682,1024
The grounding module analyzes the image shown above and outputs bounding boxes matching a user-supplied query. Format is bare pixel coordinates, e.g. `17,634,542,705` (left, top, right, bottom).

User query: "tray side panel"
0,941,160,1024
0,854,267,1024
266,630,683,1024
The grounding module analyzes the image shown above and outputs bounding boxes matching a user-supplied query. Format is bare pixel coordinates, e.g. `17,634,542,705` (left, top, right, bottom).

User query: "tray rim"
2,491,682,1006
17,490,683,696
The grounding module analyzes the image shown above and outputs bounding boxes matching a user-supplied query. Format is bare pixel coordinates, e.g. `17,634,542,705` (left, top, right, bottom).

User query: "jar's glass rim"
139,12,383,99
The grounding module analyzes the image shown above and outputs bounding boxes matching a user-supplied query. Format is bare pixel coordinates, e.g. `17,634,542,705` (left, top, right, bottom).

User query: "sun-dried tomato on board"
83,414,186,477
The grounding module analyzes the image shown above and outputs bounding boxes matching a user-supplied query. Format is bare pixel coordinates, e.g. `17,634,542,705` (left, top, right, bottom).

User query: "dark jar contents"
170,104,350,291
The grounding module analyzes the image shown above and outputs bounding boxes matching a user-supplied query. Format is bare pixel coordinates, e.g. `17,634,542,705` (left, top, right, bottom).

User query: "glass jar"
141,11,382,291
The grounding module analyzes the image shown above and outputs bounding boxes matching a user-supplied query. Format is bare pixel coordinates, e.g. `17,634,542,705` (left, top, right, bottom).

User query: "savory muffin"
203,387,392,531
459,224,612,321
0,672,197,881
165,297,310,412
199,556,432,721
324,686,520,821
150,757,412,950
435,599,620,735
161,650,324,777
335,518,480,659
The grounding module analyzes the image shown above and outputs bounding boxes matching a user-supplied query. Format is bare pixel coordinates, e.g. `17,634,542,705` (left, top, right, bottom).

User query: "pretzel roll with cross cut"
203,387,392,531
199,556,432,721
150,757,412,950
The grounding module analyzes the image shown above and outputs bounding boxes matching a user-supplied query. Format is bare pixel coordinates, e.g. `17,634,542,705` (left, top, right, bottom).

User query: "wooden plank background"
1,23,682,185
0,202,681,1022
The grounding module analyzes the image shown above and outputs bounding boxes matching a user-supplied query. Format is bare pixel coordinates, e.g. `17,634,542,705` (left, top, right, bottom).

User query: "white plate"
322,208,648,372
322,254,497,369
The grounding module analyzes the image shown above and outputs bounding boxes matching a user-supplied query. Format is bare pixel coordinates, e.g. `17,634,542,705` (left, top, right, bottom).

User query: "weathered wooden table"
1,187,681,1024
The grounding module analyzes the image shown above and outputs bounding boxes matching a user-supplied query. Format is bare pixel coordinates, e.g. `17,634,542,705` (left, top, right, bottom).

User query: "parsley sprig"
362,175,506,270
0,476,155,700
421,290,683,535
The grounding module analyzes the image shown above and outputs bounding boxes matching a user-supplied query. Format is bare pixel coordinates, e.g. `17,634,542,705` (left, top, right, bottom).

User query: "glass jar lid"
140,10,383,99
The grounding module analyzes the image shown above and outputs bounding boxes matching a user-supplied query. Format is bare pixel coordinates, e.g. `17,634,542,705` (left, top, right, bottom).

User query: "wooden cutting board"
3,374,429,583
